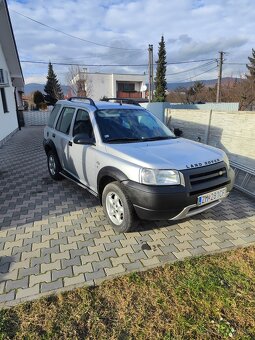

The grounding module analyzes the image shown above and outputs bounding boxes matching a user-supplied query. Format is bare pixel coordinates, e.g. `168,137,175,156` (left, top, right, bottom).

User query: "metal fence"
23,111,50,126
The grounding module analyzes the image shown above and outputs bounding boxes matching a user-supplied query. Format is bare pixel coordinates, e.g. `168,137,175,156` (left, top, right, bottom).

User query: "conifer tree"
246,48,255,80
44,62,64,102
154,36,167,102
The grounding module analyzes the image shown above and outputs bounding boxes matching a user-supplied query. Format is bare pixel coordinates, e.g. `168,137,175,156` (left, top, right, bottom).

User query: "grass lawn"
0,246,255,339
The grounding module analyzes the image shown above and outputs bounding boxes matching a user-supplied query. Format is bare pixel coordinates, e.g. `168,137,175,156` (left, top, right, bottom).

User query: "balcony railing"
117,91,142,98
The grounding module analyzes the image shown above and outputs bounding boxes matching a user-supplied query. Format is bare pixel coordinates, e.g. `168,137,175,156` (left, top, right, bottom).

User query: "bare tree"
65,66,92,97
166,87,186,103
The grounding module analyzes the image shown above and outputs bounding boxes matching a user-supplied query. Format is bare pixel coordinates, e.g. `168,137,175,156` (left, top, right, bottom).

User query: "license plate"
197,187,227,206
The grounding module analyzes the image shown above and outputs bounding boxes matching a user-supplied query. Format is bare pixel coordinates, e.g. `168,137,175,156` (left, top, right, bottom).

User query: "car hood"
105,138,225,170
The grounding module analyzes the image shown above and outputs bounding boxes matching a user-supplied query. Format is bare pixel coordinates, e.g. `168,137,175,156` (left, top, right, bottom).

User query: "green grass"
0,246,255,339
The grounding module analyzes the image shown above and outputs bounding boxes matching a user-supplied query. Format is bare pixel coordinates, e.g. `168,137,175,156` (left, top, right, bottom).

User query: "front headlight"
140,169,180,185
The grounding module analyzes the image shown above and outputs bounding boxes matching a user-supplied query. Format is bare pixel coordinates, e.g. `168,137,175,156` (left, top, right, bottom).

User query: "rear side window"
73,109,94,137
48,104,61,128
56,107,76,135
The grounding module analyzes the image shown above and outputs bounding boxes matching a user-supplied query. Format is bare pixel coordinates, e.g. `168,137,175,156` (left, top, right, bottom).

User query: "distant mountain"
167,77,241,90
24,83,70,95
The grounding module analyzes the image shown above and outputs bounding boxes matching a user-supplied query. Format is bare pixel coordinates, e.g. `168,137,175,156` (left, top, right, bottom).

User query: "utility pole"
148,44,153,102
216,51,224,103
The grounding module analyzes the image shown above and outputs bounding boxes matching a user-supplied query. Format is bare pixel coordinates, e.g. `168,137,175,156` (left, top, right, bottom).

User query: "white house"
0,0,24,146
72,71,147,101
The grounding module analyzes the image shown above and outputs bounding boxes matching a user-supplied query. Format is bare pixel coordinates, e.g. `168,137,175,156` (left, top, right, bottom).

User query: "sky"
7,0,255,85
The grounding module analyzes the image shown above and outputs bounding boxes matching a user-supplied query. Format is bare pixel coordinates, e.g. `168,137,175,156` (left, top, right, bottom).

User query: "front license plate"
197,187,227,206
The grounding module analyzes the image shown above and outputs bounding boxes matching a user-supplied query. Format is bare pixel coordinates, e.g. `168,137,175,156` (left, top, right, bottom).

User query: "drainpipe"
14,87,21,130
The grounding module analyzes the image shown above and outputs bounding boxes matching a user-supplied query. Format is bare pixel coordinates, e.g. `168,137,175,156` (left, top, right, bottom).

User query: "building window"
1,88,8,113
117,82,135,92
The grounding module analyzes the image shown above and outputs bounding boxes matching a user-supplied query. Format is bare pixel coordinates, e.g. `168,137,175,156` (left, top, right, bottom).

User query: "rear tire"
102,181,137,233
47,150,63,180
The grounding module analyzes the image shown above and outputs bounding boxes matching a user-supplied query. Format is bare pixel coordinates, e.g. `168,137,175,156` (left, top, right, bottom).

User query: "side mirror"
73,134,95,145
174,128,183,137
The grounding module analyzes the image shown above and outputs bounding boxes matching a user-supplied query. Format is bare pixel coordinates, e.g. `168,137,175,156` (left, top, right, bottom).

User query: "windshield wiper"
106,137,143,143
141,136,176,141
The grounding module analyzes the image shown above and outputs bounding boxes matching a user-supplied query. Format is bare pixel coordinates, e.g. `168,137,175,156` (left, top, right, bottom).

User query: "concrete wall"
140,102,168,121
166,109,255,169
0,44,18,142
141,102,240,123
166,109,255,197
168,102,239,111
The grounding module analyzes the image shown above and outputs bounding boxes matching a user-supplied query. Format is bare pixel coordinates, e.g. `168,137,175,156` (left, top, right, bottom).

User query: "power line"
166,61,215,76
166,58,216,65
20,60,149,67
224,62,246,65
168,66,218,83
20,59,218,67
11,9,144,51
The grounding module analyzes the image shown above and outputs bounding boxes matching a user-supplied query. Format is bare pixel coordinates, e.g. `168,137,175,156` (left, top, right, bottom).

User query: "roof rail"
68,97,98,109
101,97,141,106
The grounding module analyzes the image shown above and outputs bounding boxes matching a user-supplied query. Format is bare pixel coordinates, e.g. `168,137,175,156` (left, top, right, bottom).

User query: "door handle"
52,133,55,138
68,141,72,146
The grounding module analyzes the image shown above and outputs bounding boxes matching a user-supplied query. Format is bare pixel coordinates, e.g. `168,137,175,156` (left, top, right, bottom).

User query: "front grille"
190,167,227,185
183,162,230,195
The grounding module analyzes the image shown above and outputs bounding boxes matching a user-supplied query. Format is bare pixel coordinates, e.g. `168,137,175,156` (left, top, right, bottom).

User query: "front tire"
47,150,62,180
102,181,137,233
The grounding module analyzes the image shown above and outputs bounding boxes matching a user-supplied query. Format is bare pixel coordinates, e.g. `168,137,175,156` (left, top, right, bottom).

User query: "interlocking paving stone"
99,249,118,261
124,261,144,271
52,267,72,282
85,268,106,281
41,260,61,274
61,256,81,270
92,259,112,272
0,126,255,307
16,284,40,300
64,274,85,287
31,254,51,267
105,264,125,276
41,278,63,293
29,272,51,287
73,263,93,276
5,277,29,293
0,291,15,303
18,265,40,279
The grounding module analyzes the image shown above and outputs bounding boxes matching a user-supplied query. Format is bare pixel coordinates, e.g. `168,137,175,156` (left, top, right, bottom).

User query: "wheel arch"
44,139,57,156
97,167,129,204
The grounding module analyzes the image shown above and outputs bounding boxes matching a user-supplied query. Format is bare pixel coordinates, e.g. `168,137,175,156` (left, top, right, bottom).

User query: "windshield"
95,109,175,143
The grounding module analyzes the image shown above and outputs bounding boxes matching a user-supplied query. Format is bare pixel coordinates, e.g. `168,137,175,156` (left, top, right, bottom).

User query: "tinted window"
56,107,75,134
73,109,94,138
48,104,61,128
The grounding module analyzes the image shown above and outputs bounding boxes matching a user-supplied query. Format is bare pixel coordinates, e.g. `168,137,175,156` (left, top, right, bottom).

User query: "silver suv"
43,97,234,232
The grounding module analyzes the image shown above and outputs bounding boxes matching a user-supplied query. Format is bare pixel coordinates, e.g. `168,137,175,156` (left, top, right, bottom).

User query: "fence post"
205,109,213,144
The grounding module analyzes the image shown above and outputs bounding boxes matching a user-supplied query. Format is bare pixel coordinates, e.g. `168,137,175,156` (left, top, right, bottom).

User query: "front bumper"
122,164,235,221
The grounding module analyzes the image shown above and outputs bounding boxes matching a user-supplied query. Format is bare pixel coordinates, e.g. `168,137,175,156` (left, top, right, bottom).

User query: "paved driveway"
0,127,254,307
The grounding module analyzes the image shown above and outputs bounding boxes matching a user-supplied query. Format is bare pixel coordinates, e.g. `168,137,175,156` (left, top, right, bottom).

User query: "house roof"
0,0,24,90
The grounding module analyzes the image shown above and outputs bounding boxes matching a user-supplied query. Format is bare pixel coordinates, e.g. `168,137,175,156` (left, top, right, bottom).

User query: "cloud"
6,0,255,84
25,75,47,83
